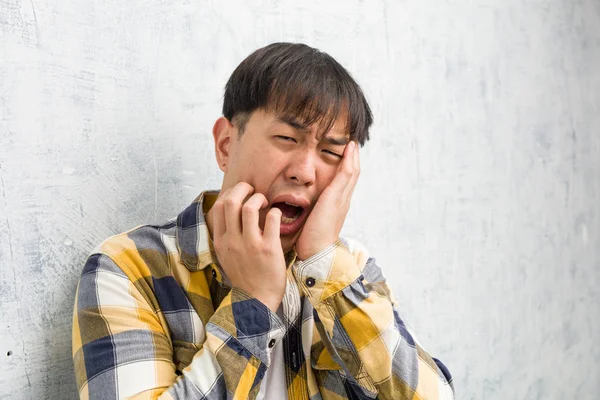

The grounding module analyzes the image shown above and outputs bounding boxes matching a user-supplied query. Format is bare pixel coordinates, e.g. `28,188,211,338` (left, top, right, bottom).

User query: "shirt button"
211,268,217,278
268,339,276,348
305,277,315,287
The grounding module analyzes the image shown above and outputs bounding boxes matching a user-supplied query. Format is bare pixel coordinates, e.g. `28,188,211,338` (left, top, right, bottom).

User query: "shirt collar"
175,190,220,272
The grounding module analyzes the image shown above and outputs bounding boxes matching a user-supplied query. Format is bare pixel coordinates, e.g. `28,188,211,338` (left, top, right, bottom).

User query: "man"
72,42,454,399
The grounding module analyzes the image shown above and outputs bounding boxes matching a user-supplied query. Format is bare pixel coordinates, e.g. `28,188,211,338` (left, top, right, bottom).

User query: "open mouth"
272,202,304,224
270,201,309,236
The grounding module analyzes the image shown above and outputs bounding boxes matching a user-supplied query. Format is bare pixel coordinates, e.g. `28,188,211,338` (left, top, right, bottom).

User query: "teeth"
277,202,303,225
281,214,299,224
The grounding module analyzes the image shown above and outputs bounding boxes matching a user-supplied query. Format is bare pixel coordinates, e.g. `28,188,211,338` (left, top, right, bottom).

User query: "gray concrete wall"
1,0,599,398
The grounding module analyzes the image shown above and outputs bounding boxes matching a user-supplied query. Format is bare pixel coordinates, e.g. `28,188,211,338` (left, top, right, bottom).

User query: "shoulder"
338,236,371,264
86,219,178,282
339,236,392,288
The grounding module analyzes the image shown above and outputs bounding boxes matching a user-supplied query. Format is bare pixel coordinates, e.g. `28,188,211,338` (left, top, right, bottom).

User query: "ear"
212,117,234,172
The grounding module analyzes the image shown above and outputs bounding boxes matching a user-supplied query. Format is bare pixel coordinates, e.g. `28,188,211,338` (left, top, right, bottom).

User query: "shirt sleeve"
292,239,455,400
72,253,285,400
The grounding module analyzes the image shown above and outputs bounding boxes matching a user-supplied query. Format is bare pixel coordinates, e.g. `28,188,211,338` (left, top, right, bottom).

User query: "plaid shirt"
72,191,454,399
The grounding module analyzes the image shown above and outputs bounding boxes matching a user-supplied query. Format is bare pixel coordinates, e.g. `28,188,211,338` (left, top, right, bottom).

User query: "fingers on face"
242,192,268,239
221,182,255,235
212,200,227,238
348,141,360,194
331,141,359,194
353,140,360,173
264,207,282,241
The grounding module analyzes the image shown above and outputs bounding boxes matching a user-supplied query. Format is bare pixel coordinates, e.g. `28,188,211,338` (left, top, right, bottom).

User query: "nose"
286,148,316,187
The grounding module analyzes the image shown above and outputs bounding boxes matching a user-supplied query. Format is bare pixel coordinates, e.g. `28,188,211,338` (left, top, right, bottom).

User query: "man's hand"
211,182,287,312
295,141,360,260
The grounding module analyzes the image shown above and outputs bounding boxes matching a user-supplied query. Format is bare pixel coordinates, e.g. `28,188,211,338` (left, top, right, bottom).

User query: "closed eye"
276,135,298,143
322,149,343,159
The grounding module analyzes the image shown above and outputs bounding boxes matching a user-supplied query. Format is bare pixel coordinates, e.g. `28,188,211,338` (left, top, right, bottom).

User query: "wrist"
253,295,281,313
296,239,337,261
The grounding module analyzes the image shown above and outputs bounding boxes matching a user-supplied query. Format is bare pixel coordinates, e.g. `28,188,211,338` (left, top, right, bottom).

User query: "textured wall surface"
1,0,599,399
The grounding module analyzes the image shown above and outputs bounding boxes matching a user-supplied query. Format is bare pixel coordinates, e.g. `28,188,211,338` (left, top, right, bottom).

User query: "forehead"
266,110,350,140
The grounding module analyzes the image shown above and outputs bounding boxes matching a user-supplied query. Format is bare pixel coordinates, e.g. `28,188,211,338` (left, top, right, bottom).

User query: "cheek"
316,165,338,194
240,148,285,191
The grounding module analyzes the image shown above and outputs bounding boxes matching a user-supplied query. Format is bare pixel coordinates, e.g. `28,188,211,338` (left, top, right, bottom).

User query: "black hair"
222,42,373,145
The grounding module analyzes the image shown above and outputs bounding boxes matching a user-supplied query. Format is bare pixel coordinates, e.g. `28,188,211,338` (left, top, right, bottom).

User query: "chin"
280,236,297,254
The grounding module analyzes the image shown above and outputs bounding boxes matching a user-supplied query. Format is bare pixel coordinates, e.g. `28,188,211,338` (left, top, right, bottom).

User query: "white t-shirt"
257,338,288,400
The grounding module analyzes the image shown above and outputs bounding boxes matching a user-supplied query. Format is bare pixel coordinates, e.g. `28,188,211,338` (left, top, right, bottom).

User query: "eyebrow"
321,136,350,146
277,116,311,132
276,117,349,145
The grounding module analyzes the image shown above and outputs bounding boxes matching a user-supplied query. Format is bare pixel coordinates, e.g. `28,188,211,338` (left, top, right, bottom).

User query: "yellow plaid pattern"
72,191,454,399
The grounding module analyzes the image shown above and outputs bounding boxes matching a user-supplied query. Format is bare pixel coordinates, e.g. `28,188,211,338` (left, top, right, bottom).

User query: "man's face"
217,109,350,253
